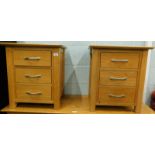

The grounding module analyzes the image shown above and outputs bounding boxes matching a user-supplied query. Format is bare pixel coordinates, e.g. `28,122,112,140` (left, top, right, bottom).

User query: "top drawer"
101,52,140,69
13,50,51,67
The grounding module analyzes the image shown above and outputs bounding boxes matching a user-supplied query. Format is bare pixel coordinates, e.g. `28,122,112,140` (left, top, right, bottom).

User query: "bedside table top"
90,45,154,50
0,42,65,49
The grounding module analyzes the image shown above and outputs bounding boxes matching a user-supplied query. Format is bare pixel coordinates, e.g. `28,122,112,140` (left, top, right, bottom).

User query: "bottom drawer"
16,84,52,103
98,86,136,106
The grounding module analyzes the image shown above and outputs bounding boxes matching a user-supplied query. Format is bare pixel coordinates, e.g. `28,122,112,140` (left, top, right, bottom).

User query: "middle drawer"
15,68,52,84
99,70,137,86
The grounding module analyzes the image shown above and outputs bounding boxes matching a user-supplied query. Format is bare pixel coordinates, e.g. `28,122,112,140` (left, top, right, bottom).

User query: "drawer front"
16,84,52,101
99,70,137,86
98,86,136,106
15,68,51,84
101,53,140,69
13,50,51,66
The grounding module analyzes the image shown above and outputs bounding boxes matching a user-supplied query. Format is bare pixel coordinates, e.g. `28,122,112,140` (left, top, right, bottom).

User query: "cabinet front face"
90,47,150,113
99,51,138,107
6,46,64,110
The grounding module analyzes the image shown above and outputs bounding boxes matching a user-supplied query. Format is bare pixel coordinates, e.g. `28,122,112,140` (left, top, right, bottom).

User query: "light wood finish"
90,45,154,50
135,51,148,113
99,70,137,86
15,68,51,84
52,48,65,109
13,49,51,66
89,49,100,111
98,86,136,106
16,84,52,102
0,42,65,48
6,48,16,109
60,49,65,96
101,52,140,69
90,45,153,113
0,96,154,114
5,44,64,111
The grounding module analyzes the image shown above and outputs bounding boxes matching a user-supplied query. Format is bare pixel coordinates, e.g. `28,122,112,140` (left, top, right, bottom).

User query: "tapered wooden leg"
54,100,61,110
9,101,16,109
90,105,96,112
135,105,142,114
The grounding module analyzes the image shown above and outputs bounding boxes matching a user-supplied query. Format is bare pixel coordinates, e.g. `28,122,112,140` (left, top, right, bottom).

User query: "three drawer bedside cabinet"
89,45,153,113
0,43,65,110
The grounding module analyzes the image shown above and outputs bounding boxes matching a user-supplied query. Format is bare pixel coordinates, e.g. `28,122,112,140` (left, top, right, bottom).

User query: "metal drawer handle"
25,74,42,78
111,59,128,62
109,94,126,98
26,91,42,96
110,77,128,81
24,57,41,61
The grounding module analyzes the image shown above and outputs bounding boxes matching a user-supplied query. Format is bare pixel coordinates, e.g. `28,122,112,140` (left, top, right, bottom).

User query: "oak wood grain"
101,52,140,69
15,68,51,84
99,70,137,86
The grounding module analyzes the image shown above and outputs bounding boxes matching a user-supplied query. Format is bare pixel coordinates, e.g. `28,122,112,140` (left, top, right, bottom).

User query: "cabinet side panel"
6,47,16,109
52,48,61,109
135,50,148,113
90,49,100,111
60,48,65,96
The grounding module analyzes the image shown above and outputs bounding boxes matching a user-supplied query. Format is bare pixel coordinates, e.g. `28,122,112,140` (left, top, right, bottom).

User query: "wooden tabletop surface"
0,42,65,48
90,45,154,50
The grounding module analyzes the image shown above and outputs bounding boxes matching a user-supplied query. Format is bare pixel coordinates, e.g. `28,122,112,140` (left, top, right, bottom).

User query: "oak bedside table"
89,45,153,113
1,43,65,110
